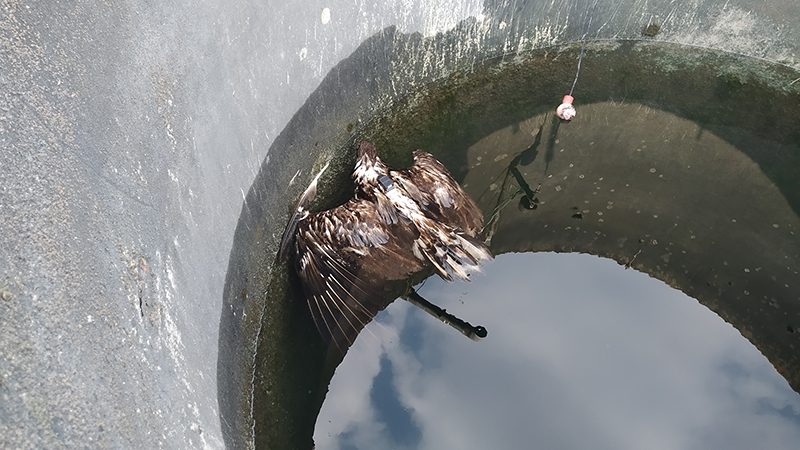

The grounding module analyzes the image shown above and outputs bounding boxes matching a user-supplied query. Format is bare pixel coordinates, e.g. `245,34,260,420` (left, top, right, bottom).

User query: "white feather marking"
412,242,424,260
435,187,454,208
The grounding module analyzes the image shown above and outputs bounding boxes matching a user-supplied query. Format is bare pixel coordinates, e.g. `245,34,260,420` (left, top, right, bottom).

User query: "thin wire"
569,0,601,97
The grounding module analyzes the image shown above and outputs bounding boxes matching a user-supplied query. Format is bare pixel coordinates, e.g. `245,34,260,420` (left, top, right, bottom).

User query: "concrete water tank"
2,1,798,448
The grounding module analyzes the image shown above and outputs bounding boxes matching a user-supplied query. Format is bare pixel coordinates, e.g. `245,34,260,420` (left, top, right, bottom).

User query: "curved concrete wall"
1,1,798,449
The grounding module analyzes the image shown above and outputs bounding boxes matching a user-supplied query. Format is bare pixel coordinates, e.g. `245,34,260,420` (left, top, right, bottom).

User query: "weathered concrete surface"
1,0,799,449
0,1,253,448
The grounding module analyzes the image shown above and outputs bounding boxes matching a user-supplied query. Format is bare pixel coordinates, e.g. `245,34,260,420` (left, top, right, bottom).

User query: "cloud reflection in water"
315,252,800,449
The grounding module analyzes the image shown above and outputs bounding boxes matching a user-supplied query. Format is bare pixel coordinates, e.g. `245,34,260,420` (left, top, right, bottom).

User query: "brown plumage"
279,141,492,351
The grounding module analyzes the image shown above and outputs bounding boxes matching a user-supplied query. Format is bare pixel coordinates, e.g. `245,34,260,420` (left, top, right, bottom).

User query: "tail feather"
415,222,493,282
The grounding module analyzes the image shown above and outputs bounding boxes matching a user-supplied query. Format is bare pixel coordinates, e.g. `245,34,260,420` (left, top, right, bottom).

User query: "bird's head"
353,140,389,190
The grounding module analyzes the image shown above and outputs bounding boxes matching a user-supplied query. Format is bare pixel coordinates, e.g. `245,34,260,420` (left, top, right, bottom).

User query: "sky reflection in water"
315,252,800,449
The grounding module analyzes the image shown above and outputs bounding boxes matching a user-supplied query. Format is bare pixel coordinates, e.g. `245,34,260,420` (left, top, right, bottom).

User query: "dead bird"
279,141,492,351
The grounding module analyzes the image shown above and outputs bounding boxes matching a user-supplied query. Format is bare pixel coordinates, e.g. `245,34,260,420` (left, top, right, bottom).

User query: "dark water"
316,252,800,449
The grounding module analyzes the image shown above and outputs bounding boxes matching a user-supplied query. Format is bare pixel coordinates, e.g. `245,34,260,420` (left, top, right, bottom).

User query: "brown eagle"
278,141,492,351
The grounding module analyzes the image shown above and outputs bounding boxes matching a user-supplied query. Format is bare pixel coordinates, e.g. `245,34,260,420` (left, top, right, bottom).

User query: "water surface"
316,252,800,449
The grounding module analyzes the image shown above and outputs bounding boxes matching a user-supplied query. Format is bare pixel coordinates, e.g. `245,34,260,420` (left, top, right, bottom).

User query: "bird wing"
278,161,329,262
386,150,493,282
294,199,422,352
402,150,485,234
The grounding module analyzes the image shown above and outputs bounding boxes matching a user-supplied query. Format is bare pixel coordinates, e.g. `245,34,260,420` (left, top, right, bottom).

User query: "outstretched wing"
401,150,485,235
294,199,423,352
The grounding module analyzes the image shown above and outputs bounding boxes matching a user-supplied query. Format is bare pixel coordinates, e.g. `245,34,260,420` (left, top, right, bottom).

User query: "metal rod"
402,288,487,341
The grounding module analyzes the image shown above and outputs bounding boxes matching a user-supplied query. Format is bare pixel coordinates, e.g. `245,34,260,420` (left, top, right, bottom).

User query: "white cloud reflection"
315,252,800,449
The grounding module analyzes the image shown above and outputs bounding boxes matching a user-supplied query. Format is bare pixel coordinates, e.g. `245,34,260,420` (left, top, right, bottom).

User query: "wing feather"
403,150,484,234
288,144,491,351
294,199,423,351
